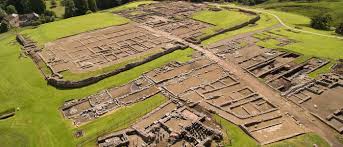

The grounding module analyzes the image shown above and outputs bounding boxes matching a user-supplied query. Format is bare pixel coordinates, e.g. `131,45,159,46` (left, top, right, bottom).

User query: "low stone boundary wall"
47,43,188,89
0,108,15,120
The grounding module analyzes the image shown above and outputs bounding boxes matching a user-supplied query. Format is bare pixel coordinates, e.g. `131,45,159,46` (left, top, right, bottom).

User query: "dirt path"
210,3,343,40
138,23,342,147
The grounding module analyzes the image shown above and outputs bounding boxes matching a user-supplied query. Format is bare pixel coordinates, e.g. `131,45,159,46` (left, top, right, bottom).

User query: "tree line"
310,14,343,35
64,0,131,18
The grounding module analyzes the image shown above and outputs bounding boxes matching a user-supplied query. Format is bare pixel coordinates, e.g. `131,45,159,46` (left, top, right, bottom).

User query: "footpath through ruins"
137,22,342,147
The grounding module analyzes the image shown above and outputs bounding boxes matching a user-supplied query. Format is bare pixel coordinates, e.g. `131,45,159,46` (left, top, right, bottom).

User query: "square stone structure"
40,23,173,74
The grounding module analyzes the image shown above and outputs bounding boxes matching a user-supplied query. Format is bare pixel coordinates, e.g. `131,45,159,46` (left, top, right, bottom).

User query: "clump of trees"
336,23,343,35
0,0,57,33
0,20,9,32
64,0,130,18
310,14,332,30
6,5,17,14
1,0,46,14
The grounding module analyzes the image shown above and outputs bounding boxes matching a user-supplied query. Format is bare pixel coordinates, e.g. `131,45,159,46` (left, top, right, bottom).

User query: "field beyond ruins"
0,1,342,147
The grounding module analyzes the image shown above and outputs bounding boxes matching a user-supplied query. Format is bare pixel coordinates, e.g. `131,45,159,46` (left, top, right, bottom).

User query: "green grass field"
256,28,343,60
265,133,330,147
0,30,193,147
258,0,343,27
192,9,254,37
21,12,129,45
0,1,341,146
202,12,279,45
264,10,337,36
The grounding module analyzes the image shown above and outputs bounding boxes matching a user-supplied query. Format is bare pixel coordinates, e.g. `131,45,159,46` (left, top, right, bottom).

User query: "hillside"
257,0,343,27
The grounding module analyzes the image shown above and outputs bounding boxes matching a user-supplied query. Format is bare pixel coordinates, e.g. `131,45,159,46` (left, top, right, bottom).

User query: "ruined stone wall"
47,44,188,89
194,8,260,44
198,15,260,43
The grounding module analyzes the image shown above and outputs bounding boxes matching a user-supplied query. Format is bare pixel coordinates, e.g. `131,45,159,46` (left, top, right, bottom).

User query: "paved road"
211,3,343,40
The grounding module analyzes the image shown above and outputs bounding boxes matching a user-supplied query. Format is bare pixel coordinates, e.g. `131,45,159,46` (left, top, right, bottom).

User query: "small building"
4,13,19,27
4,13,39,28
19,13,40,27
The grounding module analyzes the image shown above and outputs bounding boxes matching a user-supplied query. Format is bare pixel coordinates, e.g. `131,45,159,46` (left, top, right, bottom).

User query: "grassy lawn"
255,28,342,76
20,12,129,45
256,28,343,60
264,10,337,36
258,0,343,27
202,12,279,45
77,94,167,146
265,133,330,147
192,9,254,37
0,31,193,147
212,114,259,147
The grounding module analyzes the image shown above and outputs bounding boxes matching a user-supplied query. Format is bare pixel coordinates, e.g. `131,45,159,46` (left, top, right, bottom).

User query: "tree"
336,23,343,35
96,0,117,9
29,0,46,14
5,0,23,13
20,0,32,13
6,5,17,14
310,14,332,30
74,0,89,15
0,8,7,20
0,20,10,33
88,0,97,12
64,0,76,18
50,0,57,8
